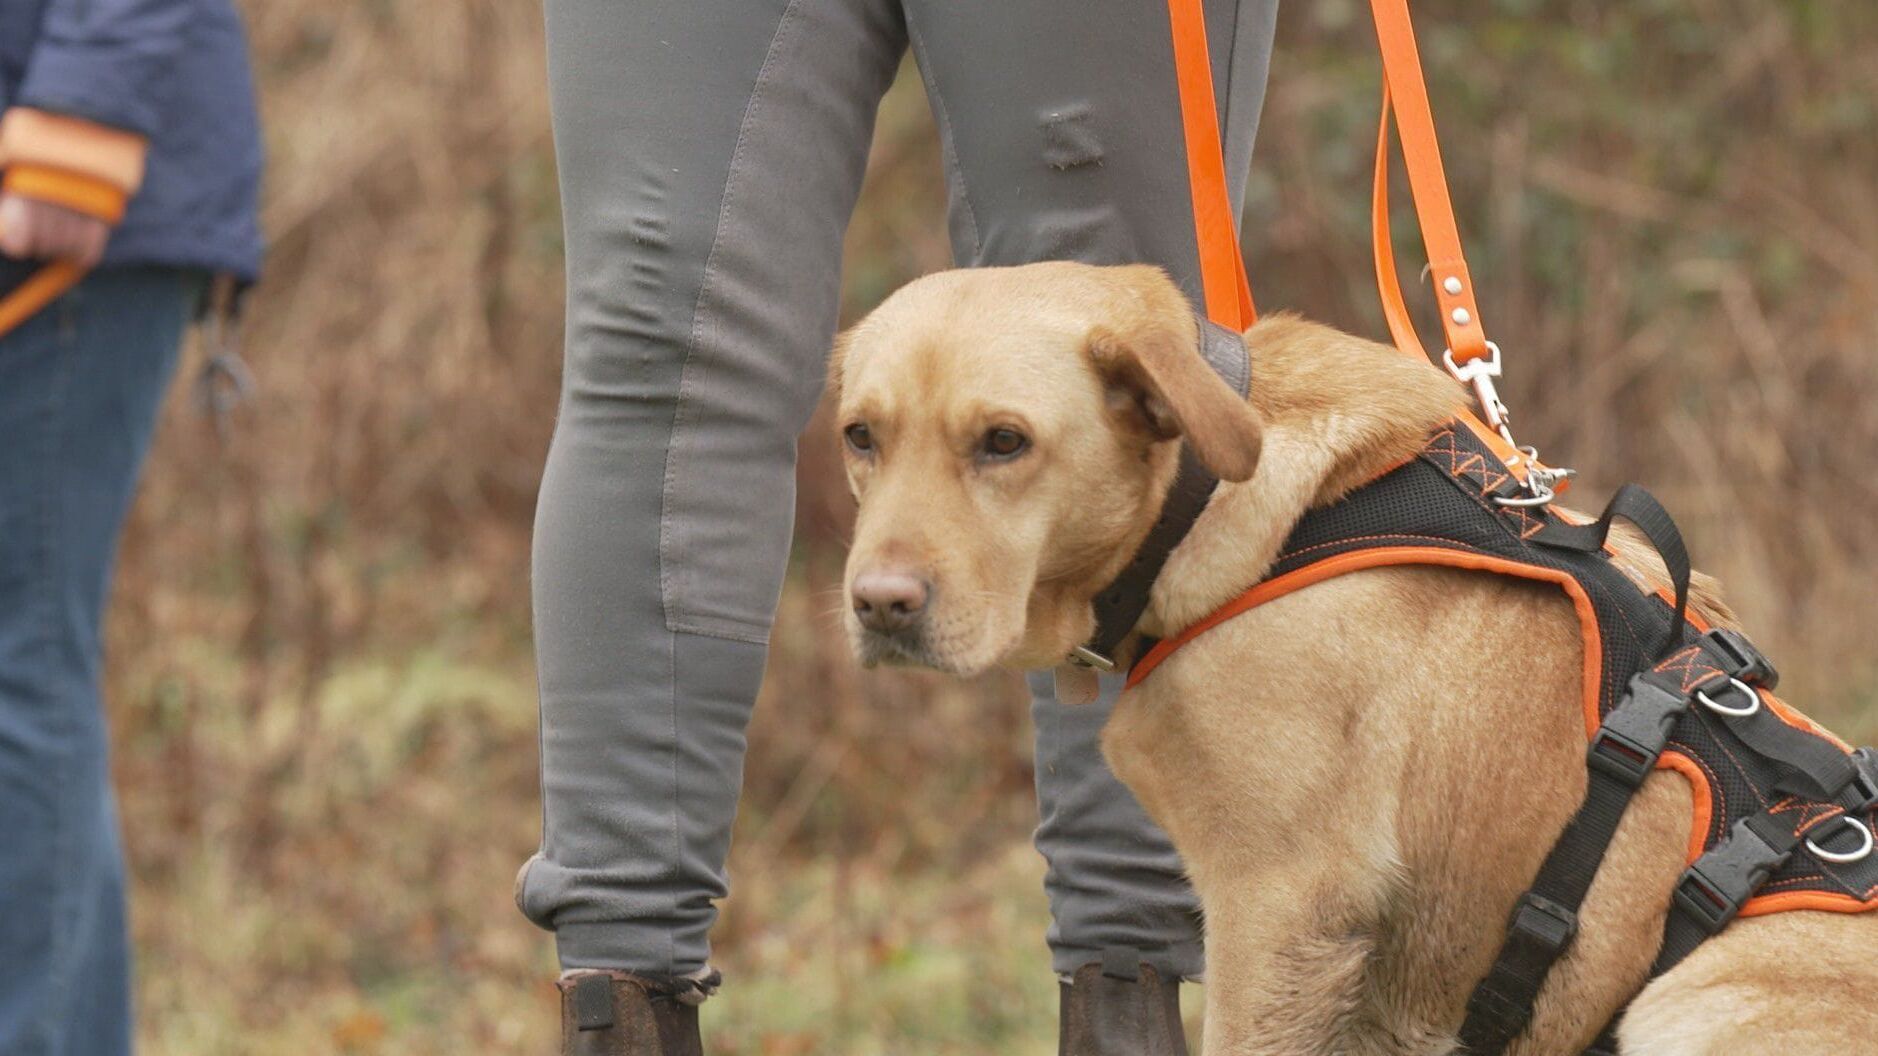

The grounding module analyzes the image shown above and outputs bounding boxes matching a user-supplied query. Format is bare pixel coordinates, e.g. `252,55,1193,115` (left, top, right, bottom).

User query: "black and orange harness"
1087,1,1878,1053
1119,420,1878,1054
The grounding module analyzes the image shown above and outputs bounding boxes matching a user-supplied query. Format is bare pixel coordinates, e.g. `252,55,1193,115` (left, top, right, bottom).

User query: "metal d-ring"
1806,815,1875,864
1492,479,1557,508
1695,677,1762,718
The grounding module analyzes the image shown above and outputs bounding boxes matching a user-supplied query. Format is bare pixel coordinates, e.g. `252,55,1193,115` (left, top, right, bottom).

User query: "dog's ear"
1087,267,1263,483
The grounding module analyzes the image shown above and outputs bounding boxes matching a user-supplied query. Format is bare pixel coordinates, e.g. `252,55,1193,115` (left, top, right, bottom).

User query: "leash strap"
0,259,84,338
1366,0,1489,368
1172,0,1535,470
1093,0,1549,667
1365,2,1562,483
1171,0,1495,367
1165,0,1256,330
0,164,120,338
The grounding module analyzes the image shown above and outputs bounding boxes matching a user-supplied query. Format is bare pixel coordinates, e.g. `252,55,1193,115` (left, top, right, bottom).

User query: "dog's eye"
844,422,874,453
981,428,1029,460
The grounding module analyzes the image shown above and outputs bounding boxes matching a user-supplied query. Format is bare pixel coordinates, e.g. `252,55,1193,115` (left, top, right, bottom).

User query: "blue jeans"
0,264,198,1056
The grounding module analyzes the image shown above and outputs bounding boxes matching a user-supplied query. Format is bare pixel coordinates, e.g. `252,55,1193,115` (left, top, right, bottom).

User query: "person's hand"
0,192,109,266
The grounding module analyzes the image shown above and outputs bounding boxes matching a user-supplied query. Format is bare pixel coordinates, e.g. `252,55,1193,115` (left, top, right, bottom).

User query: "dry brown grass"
101,1,1877,1051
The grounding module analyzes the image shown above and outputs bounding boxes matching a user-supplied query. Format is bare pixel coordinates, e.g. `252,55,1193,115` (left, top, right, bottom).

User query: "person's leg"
0,264,197,1056
57,797,134,1056
903,0,1280,982
522,0,906,980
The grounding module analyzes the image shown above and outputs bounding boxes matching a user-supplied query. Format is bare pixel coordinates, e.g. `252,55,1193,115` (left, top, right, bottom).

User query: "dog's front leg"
1193,857,1405,1056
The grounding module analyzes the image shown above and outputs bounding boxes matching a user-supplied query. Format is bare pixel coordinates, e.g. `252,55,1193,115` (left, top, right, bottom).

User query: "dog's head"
832,262,1263,675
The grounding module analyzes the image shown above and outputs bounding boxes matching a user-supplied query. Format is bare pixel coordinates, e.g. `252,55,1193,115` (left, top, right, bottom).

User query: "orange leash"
1362,0,1567,493
1165,0,1256,331
1371,85,1427,367
0,259,84,338
1366,0,1490,368
1170,0,1494,374
1370,83,1539,479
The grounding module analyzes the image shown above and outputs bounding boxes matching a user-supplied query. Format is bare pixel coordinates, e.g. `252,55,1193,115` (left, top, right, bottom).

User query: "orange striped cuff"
0,108,148,194
2,163,129,224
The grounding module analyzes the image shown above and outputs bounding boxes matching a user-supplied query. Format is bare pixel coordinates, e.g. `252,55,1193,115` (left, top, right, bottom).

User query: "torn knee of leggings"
1040,104,1104,171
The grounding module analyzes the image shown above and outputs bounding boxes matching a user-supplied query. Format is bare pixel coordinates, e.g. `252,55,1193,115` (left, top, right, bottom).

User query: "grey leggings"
520,0,1278,981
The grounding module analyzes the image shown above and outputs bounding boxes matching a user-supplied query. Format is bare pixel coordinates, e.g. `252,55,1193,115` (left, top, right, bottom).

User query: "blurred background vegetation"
108,0,1877,1052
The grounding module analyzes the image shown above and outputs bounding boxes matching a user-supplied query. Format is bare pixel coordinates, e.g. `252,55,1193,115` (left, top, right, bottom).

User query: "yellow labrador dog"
832,262,1878,1055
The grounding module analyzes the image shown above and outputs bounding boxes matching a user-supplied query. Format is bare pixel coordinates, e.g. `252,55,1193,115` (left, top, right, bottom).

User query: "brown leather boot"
1058,953,1189,1056
558,970,718,1056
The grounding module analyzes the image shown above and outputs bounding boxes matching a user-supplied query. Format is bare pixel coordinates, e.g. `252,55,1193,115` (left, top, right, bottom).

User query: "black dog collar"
1069,315,1252,672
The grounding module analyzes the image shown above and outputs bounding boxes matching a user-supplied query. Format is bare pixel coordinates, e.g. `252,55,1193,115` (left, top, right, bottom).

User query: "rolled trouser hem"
552,921,711,979
1050,940,1206,982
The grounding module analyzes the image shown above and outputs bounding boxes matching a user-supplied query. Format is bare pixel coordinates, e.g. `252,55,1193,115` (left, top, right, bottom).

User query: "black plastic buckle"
1704,628,1779,690
1588,677,1687,788
1846,748,1878,813
1672,817,1789,936
1507,892,1578,956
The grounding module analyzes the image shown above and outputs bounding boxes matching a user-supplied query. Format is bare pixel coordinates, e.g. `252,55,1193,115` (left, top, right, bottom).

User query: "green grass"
120,636,1109,1055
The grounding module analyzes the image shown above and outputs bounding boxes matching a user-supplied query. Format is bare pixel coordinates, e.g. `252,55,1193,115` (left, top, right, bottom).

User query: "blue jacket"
1,0,263,280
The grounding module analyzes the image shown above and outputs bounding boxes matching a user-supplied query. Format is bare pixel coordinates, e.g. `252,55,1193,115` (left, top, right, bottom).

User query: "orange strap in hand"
0,163,115,338
3,164,129,225
0,259,83,338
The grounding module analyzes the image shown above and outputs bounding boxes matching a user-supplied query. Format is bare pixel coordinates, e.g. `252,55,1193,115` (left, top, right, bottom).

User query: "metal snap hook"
1440,341,1503,384
1695,677,1762,718
1806,815,1875,864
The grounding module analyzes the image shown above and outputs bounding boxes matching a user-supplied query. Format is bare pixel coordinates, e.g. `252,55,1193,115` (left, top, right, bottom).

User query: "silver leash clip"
1442,342,1574,508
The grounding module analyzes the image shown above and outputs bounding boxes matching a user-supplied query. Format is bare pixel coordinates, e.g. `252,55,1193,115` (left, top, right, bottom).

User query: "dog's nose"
851,570,931,634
